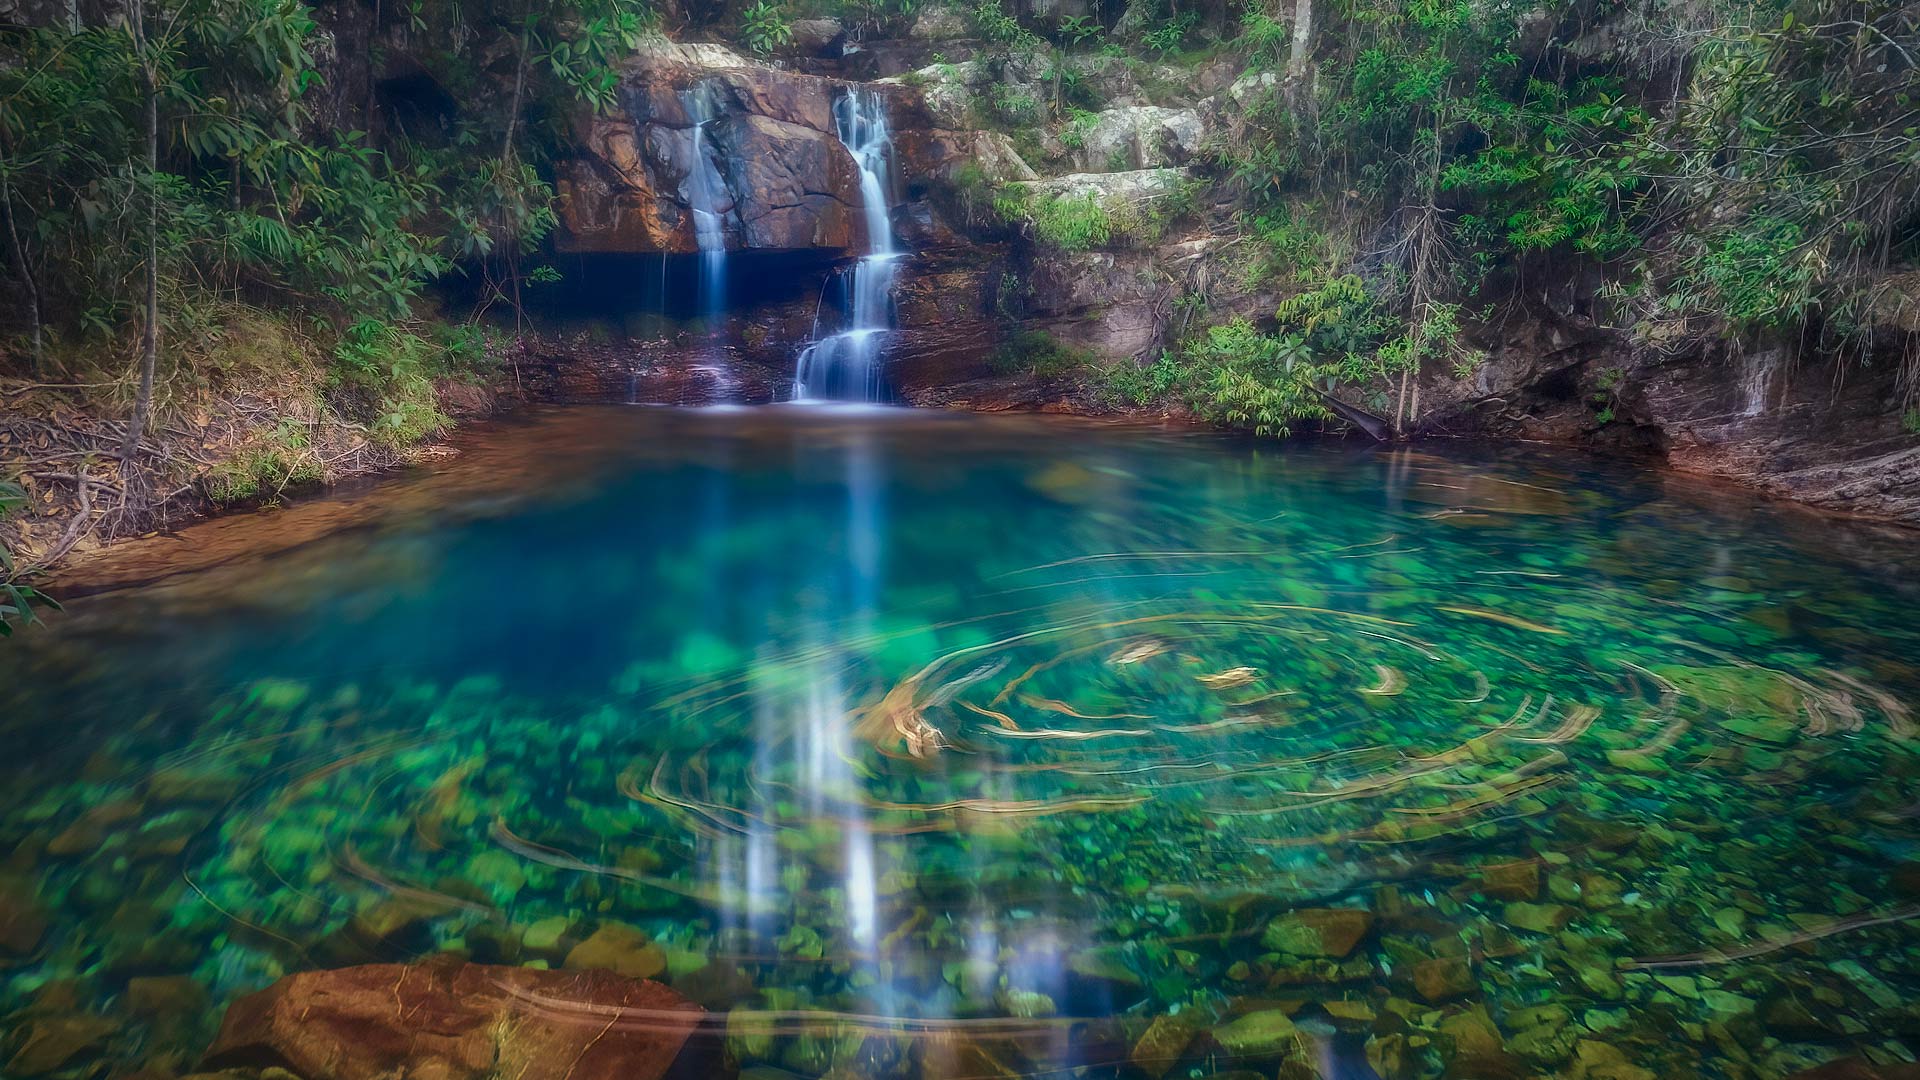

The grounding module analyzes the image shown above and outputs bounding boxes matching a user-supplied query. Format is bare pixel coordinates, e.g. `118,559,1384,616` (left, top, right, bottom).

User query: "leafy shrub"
1099,350,1183,405
330,319,460,450
1029,193,1113,250
970,0,1038,46
740,0,794,54
0,482,59,634
1179,319,1330,436
1140,10,1198,54
1903,409,1920,436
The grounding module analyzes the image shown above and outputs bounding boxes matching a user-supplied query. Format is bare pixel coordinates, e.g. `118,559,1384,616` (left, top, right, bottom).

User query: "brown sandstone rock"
555,45,864,257
1129,1013,1199,1078
1261,908,1376,958
200,961,703,1080
1410,957,1477,1003
1474,860,1540,901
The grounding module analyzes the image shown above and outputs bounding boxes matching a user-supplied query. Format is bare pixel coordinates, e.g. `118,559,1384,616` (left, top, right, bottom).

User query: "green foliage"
1684,216,1821,330
1140,11,1199,55
330,319,485,449
1098,350,1184,406
969,0,1040,47
987,330,1094,377
203,423,326,504
1030,193,1113,250
0,0,644,381
739,0,795,54
1241,207,1332,288
0,482,59,635
1060,107,1100,151
1055,14,1101,46
1178,319,1330,436
989,83,1042,124
1590,366,1626,426
1902,410,1920,437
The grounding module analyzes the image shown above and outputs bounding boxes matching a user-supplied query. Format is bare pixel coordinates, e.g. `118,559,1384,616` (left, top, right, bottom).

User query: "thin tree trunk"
500,25,530,163
124,0,160,475
1,165,45,372
1290,0,1320,121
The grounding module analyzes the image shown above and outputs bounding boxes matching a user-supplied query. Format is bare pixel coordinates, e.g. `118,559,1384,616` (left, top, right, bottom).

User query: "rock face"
200,962,704,1080
557,43,867,255
1070,107,1203,171
1421,298,1920,523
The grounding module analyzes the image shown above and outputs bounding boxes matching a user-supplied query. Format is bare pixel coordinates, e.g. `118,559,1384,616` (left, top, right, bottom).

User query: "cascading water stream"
792,89,900,402
680,83,729,319
680,82,738,402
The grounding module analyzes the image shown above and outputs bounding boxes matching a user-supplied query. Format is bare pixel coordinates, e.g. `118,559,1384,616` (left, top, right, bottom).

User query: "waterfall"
1739,344,1782,418
680,83,729,322
678,82,740,404
792,89,900,402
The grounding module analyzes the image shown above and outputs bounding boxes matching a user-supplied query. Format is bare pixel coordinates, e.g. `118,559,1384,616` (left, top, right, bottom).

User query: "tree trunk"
123,0,160,477
500,25,530,163
1,162,45,372
1287,0,1314,79
1285,0,1315,124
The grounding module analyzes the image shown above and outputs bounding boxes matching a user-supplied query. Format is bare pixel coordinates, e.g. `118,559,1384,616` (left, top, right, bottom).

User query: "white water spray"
793,89,900,402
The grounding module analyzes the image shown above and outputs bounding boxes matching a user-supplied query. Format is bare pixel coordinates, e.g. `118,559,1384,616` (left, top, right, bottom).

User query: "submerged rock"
5,1014,117,1076
200,962,703,1080
1212,1009,1301,1059
0,874,47,956
1410,957,1477,1003
564,921,668,980
1261,908,1375,958
1130,1013,1200,1078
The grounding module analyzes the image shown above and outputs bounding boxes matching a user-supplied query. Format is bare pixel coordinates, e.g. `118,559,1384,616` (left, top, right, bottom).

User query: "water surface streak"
4,407,1920,1079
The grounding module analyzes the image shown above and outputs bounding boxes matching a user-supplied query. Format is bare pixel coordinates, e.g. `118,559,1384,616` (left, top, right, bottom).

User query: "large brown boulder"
555,42,867,256
200,961,704,1080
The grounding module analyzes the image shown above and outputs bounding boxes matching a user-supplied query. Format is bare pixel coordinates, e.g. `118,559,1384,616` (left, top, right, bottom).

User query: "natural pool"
2,405,1919,1080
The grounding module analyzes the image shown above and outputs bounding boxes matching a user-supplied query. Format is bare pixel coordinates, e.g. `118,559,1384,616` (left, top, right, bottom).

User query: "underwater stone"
1475,860,1541,901
1503,902,1576,934
1068,945,1142,987
1568,1039,1656,1080
1212,1010,1301,1060
1130,1013,1200,1078
996,987,1057,1018
145,768,242,805
0,874,47,956
45,798,142,856
1438,1004,1504,1058
202,962,703,1080
4,1013,117,1076
1410,957,1476,1003
124,975,207,1019
522,915,573,953
565,922,667,980
1260,908,1375,958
